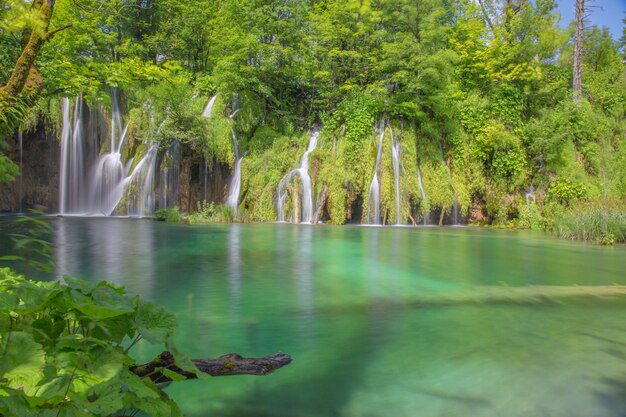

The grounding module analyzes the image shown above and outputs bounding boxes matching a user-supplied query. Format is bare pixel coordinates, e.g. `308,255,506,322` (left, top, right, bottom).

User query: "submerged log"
131,351,292,383
407,285,626,307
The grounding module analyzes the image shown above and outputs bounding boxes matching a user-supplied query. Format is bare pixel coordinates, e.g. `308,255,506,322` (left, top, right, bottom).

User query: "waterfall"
18,131,23,212
226,128,243,214
59,96,87,214
390,123,402,225
417,161,426,203
202,94,218,118
58,91,165,216
89,91,128,215
525,185,536,205
367,120,385,224
59,98,70,213
277,128,320,223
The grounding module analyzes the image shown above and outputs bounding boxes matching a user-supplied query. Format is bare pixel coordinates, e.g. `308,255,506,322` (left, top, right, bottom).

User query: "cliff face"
178,154,230,212
0,127,60,213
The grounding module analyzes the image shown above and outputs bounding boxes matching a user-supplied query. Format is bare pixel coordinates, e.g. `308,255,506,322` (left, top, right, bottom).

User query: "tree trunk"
1,0,55,98
477,0,494,32
312,184,329,224
131,352,292,384
0,0,71,134
573,0,584,103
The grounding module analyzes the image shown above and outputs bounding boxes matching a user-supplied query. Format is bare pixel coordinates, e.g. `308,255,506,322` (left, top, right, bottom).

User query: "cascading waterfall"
225,128,243,214
367,120,385,224
389,123,402,225
525,184,536,205
59,91,168,216
201,93,243,214
277,128,320,223
89,90,128,215
202,94,218,118
119,145,159,216
59,97,87,214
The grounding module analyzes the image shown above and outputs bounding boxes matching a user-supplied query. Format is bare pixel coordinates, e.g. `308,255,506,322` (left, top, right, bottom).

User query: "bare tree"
573,0,584,103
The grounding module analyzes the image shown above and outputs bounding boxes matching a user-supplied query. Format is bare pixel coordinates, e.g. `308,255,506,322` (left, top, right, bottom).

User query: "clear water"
2,217,626,417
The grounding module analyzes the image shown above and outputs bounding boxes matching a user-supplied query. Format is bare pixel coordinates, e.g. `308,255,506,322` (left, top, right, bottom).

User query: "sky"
554,0,625,39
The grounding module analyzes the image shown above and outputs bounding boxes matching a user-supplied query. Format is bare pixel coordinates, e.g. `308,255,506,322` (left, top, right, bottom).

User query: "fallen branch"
131,351,292,383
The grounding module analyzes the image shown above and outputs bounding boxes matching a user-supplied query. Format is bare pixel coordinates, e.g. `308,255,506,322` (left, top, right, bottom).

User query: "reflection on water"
54,217,155,297
2,218,626,417
228,225,241,318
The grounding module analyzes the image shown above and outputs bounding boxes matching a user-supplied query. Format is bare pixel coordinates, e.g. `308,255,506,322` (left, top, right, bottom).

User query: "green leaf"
134,301,177,344
63,276,93,294
74,286,134,319
160,368,188,382
92,315,136,344
0,332,45,396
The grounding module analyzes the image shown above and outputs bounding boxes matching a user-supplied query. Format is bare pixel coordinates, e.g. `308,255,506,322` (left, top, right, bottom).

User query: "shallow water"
2,217,626,417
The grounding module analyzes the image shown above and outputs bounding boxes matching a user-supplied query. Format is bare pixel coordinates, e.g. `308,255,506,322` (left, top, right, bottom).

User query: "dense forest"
0,0,625,241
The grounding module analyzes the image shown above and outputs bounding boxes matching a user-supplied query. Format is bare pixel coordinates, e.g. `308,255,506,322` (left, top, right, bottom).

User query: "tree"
0,0,70,133
573,0,584,102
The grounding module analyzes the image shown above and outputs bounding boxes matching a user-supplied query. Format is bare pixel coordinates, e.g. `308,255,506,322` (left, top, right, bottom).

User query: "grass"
552,206,626,245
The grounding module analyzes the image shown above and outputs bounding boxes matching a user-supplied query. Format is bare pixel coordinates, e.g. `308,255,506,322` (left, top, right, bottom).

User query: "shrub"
0,268,194,417
154,207,182,223
187,201,233,224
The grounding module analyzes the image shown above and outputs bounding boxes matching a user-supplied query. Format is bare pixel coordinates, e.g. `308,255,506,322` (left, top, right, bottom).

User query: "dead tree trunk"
312,184,329,224
573,0,584,103
131,352,292,384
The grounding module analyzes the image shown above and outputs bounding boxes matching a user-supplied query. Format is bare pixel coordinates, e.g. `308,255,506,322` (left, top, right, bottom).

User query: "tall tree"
573,0,584,102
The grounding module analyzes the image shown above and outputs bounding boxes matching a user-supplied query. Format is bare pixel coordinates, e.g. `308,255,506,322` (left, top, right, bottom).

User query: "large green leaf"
0,332,45,396
134,301,177,344
0,387,34,417
74,286,134,319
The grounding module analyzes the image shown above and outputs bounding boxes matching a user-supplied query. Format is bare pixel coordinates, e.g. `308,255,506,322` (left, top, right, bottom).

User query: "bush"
187,201,233,224
0,268,194,417
518,201,542,230
154,207,182,223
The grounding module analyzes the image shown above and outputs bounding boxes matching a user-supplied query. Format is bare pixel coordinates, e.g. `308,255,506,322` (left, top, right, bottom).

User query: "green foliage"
0,152,19,184
154,207,182,223
518,201,542,230
0,214,54,274
550,207,626,244
0,268,192,417
1,0,625,231
548,177,586,205
187,201,233,224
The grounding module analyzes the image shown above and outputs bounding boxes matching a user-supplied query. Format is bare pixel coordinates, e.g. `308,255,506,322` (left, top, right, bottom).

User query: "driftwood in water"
312,184,329,224
131,351,292,383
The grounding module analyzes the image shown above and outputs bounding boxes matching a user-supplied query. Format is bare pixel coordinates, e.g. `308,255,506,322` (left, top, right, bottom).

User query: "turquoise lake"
1,217,626,417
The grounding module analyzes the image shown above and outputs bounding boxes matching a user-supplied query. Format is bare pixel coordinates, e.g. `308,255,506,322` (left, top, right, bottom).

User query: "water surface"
1,217,626,417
